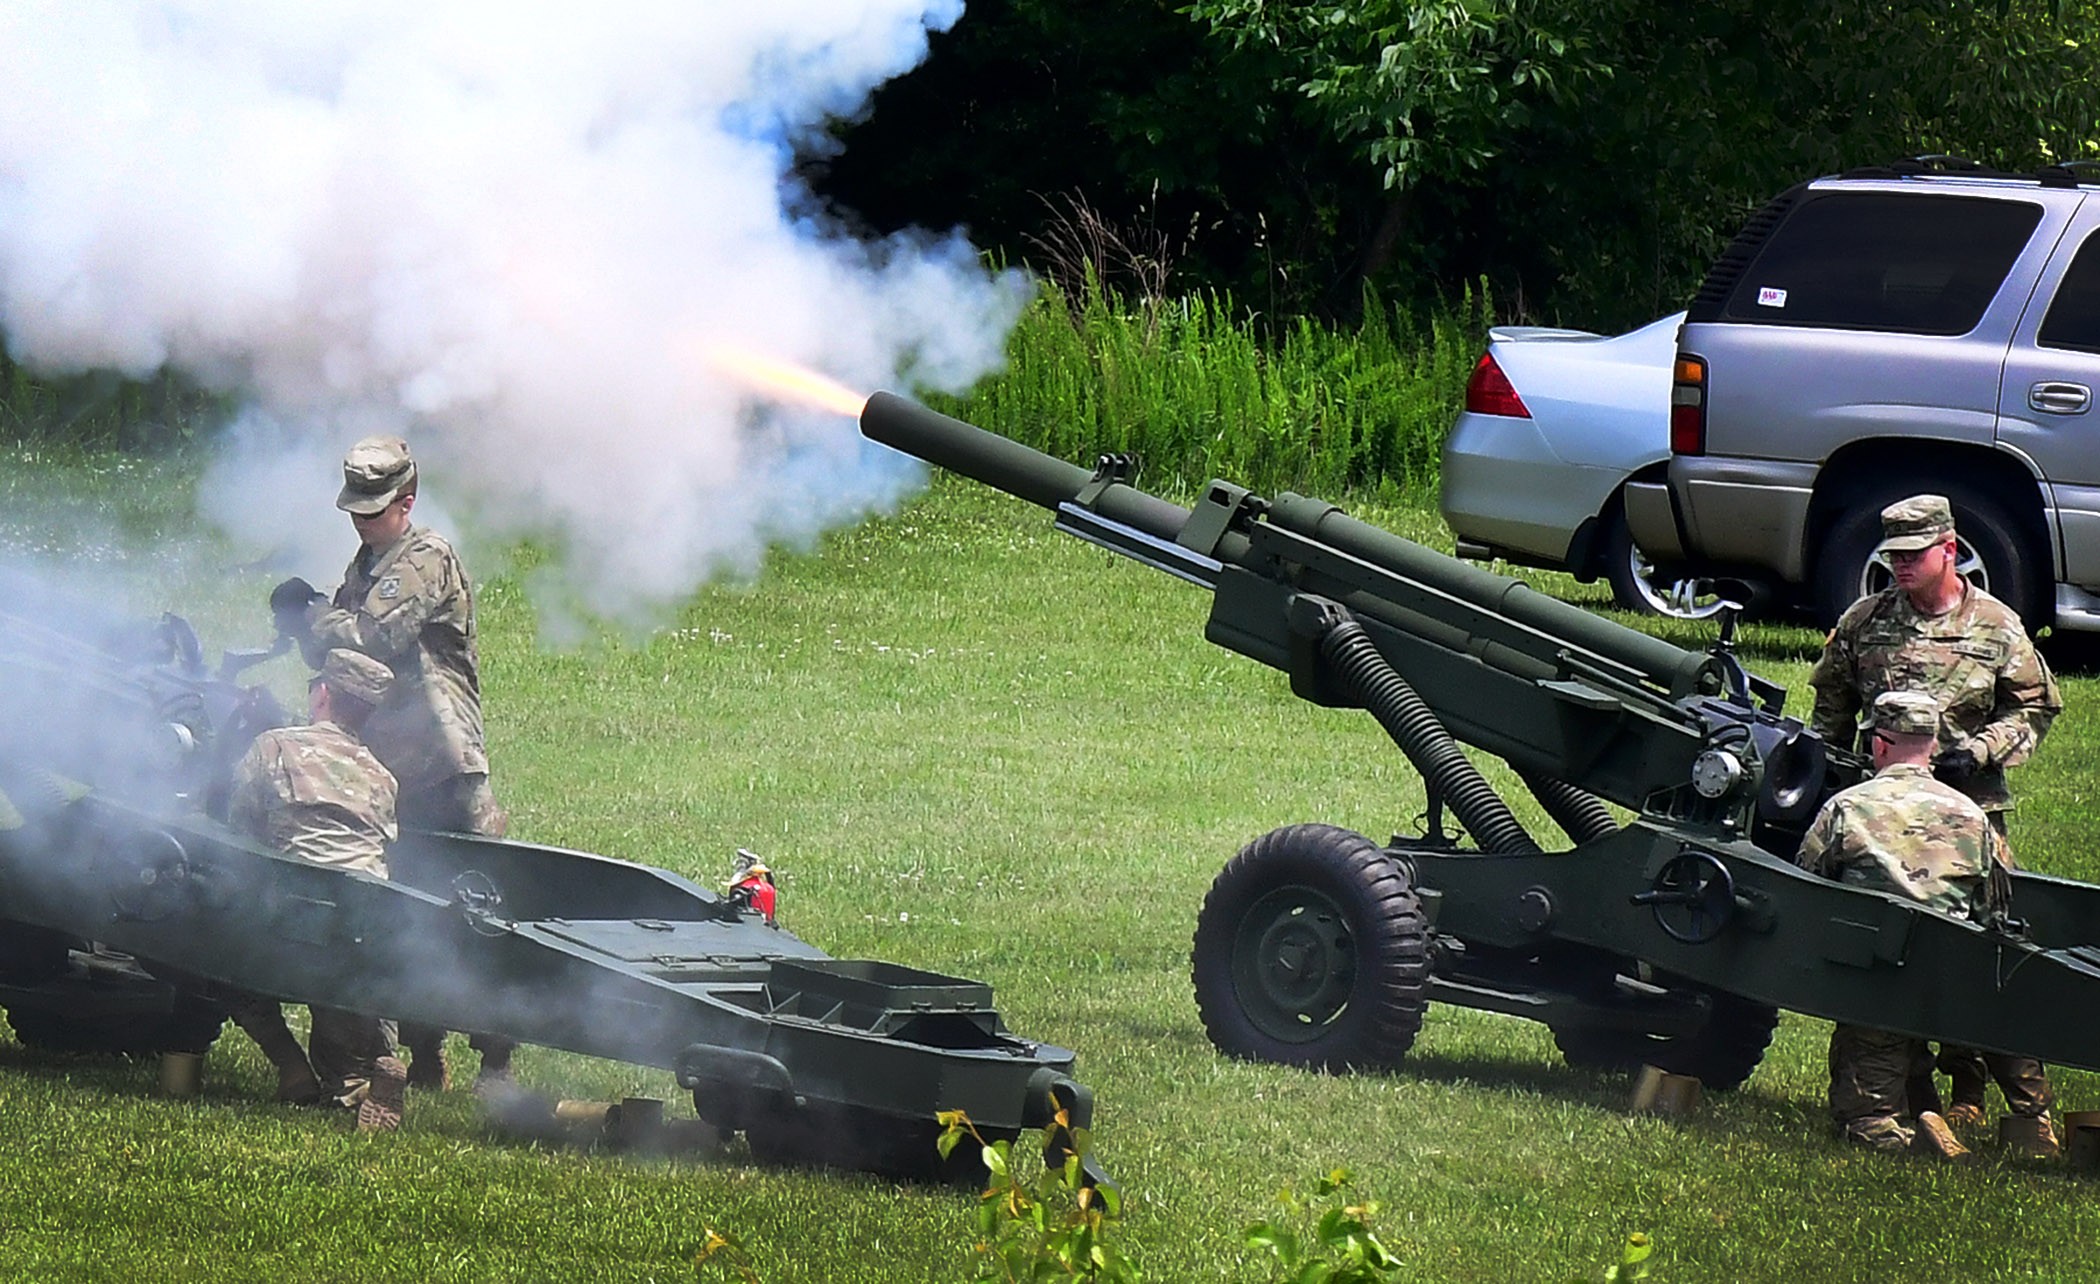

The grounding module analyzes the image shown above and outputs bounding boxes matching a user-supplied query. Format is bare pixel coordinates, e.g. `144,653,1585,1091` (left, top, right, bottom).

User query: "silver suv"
1624,160,2100,630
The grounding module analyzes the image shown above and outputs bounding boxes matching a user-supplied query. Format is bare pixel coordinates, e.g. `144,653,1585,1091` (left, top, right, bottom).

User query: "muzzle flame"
708,346,867,416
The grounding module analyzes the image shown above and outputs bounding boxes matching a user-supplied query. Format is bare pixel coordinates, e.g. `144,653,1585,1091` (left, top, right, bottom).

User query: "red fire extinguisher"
729,848,777,925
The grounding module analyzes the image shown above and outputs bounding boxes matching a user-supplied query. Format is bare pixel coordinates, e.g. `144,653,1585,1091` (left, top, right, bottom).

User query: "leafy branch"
937,1107,1140,1283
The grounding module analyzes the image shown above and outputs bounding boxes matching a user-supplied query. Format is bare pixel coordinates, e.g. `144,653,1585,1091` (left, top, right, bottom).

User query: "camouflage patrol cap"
318,649,392,706
1870,689,1941,738
335,435,416,515
1875,494,1955,554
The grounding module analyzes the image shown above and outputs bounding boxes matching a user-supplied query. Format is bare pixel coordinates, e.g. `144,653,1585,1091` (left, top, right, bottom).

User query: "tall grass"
0,347,225,452
937,278,1489,501
1,281,1487,503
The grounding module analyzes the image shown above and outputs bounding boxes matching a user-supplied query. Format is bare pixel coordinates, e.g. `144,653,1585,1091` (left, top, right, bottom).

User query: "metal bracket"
1177,480,1265,559
1822,901,1915,969
450,869,511,937
1073,453,1138,507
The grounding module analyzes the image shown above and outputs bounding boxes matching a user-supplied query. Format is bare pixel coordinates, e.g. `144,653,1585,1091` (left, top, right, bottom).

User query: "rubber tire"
1191,824,1429,1072
1550,983,1778,1091
4,995,225,1058
1602,507,1725,620
1813,481,2043,630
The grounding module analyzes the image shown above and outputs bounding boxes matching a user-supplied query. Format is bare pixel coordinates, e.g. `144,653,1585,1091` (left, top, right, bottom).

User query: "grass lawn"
4,460,2100,1282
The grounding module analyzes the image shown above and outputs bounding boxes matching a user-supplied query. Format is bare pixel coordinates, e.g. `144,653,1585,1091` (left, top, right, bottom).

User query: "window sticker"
1756,286,1788,308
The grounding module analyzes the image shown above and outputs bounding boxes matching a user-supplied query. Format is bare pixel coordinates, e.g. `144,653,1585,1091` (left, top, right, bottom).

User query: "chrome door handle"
2029,381,2092,414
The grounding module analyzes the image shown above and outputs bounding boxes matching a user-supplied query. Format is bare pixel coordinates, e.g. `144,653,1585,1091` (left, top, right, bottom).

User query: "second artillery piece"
0,575,1093,1181
859,392,2100,1089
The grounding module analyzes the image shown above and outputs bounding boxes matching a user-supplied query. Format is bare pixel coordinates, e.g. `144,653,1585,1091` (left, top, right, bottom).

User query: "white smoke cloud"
0,0,1026,625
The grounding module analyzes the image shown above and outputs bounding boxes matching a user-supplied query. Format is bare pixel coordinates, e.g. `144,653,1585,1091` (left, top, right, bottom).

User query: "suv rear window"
1721,192,2041,335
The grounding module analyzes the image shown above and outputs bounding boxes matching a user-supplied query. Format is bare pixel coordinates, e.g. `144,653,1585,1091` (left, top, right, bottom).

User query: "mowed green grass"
6,467,2100,1282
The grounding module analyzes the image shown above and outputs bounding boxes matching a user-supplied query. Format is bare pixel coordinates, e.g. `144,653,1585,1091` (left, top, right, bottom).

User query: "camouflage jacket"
228,720,398,876
1794,763,1995,916
1808,583,2059,811
300,524,487,791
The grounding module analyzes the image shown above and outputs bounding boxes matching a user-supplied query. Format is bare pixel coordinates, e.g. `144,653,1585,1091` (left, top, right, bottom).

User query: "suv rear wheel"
1814,482,2043,628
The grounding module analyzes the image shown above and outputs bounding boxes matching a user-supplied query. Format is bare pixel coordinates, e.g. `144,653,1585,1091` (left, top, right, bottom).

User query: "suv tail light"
1670,355,1707,455
1465,353,1531,418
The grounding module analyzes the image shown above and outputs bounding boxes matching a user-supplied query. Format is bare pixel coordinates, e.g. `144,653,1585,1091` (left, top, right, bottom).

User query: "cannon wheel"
1192,824,1429,1072
1551,982,1778,1090
729,1098,1002,1186
4,996,226,1058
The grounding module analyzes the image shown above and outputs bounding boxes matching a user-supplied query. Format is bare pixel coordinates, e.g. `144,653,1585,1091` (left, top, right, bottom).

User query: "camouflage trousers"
229,995,396,1103
398,772,515,1080
1938,813,2054,1118
1937,1046,2053,1118
1830,1024,1935,1151
309,1008,399,1101
398,772,507,837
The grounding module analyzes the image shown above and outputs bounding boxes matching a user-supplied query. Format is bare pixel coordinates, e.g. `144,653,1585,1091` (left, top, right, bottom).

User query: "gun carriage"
0,575,1091,1181
858,392,2100,1088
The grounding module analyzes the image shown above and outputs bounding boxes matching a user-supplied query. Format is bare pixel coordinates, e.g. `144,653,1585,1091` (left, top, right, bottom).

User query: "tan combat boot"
228,1001,324,1105
274,1062,325,1106
1913,1112,1971,1160
2002,1114,2062,1161
1942,1102,1988,1131
357,1056,408,1133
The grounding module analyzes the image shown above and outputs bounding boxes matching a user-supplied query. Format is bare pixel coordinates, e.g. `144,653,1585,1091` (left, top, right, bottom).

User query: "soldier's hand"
269,577,322,612
1932,744,1983,782
269,577,323,634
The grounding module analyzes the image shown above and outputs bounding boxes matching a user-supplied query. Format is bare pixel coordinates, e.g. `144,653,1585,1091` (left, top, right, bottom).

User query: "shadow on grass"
1393,1047,1812,1122
2041,629,2100,676
0,1042,183,1097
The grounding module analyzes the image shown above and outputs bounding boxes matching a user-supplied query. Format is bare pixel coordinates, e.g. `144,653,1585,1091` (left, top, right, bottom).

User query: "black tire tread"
1191,823,1430,1072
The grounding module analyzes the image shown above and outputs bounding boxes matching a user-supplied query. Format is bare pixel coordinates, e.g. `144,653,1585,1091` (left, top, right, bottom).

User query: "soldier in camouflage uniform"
270,435,514,1089
224,649,408,1132
1796,690,1992,1158
1807,494,2058,1148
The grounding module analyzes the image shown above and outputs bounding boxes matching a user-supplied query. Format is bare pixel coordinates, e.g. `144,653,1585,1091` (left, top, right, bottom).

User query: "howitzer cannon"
859,391,2100,1087
0,583,1093,1181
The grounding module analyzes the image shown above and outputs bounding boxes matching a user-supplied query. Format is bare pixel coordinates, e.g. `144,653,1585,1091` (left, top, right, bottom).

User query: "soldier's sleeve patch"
377,576,402,600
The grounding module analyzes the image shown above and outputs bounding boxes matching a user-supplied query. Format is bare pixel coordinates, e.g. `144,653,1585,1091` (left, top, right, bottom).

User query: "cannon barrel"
861,391,1198,549
858,392,1714,700
1261,493,1715,698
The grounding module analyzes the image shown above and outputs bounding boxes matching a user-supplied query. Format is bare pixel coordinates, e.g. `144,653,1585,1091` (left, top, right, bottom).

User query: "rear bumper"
1620,483,1683,562
1440,412,1620,568
1659,457,1818,583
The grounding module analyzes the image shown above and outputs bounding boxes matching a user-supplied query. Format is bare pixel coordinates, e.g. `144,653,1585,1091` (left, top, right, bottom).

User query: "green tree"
1183,0,2100,324
1184,0,1610,285
1185,0,1607,194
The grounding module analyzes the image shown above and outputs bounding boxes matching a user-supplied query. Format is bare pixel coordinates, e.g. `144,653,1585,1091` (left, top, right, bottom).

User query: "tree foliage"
809,0,2100,327
1184,0,1607,194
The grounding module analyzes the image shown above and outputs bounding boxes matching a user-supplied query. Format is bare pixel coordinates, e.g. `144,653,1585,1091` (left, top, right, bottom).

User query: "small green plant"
1602,1231,1654,1282
693,1227,760,1283
937,1108,1140,1283
1243,1168,1404,1283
